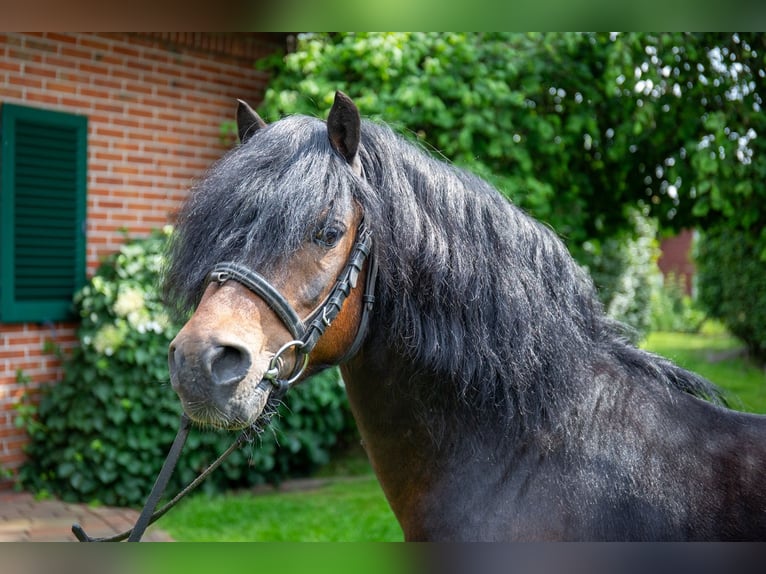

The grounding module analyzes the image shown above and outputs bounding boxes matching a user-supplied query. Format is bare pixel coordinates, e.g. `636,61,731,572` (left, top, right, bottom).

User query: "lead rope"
72,414,249,542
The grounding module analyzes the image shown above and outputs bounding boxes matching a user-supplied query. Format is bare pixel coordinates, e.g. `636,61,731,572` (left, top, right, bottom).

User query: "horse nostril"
168,342,193,395
206,345,252,387
168,343,185,377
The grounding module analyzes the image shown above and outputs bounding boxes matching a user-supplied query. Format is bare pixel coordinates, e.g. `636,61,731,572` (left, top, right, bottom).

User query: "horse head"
167,92,373,430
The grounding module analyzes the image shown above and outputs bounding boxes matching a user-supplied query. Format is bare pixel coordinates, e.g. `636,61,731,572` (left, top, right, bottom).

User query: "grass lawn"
160,326,766,542
160,475,402,541
642,326,766,414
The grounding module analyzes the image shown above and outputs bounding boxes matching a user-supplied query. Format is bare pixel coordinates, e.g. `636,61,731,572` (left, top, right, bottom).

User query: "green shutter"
1,104,87,323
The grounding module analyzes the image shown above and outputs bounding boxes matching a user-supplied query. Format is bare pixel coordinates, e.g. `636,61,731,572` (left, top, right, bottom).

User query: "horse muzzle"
168,333,275,429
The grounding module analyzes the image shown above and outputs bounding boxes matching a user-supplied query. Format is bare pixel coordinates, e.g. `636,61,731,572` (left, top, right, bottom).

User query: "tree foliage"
697,226,766,363
258,33,766,344
258,33,766,251
583,209,660,340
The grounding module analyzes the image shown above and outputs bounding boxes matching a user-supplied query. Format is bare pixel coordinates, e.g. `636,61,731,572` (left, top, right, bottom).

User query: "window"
0,104,87,323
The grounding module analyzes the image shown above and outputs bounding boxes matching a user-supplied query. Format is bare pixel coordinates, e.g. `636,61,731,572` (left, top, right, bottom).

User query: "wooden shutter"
1,104,87,323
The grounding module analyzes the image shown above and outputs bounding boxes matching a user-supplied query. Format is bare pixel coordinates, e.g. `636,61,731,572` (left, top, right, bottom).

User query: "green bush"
697,225,766,364
256,33,630,245
18,229,357,506
649,273,706,334
580,209,660,340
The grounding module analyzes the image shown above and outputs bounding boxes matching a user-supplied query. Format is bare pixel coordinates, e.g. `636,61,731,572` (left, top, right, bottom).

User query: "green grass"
160,475,402,541
642,326,766,414
160,327,766,541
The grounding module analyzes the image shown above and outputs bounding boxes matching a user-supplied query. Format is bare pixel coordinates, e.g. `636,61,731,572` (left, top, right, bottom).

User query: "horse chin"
178,377,273,431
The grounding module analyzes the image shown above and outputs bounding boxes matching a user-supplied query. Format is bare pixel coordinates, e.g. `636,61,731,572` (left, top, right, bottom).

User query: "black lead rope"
72,414,248,542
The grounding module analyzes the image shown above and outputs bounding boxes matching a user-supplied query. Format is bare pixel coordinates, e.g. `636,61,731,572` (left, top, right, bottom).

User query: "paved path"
0,491,173,542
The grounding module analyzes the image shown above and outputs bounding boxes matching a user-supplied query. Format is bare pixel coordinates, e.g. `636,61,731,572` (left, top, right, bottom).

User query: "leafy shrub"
649,273,706,333
697,225,766,364
580,209,660,340
18,229,357,506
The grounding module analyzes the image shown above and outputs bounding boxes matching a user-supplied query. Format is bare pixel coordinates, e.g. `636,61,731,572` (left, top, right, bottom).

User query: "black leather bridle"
73,218,378,542
207,219,378,400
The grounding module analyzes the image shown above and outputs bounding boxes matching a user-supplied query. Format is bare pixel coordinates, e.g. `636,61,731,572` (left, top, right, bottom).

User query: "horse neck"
339,346,555,539
340,303,766,539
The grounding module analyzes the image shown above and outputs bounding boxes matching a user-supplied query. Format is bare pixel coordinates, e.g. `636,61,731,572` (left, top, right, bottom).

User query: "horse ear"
327,91,361,172
236,99,267,144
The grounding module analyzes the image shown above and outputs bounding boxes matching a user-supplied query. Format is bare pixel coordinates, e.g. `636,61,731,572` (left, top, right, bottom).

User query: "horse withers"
164,91,766,541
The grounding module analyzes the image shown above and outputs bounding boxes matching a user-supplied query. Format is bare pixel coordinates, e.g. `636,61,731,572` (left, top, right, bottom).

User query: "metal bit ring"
264,339,309,388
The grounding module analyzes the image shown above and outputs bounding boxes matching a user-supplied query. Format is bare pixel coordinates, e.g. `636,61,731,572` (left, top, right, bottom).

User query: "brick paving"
0,491,173,542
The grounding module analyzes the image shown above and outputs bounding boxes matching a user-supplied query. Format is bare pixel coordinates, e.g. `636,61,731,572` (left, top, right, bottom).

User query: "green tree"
697,225,766,363
257,33,766,346
624,33,766,354
259,33,764,242
259,33,634,246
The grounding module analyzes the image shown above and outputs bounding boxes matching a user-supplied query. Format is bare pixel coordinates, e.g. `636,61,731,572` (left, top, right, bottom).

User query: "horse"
163,91,766,541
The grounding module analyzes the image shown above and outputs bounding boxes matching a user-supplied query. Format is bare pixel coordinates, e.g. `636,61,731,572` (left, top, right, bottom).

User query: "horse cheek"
310,285,364,367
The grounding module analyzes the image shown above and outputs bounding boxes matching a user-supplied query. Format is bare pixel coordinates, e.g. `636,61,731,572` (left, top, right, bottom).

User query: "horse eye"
313,224,344,247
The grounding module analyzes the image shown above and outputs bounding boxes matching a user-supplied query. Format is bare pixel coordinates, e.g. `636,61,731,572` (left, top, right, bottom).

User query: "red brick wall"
0,32,285,483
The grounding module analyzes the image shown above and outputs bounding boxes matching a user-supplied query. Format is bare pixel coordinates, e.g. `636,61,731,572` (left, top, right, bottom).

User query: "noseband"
207,220,378,399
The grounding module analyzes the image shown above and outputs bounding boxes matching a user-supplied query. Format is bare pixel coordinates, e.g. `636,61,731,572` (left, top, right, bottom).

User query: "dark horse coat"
164,92,766,541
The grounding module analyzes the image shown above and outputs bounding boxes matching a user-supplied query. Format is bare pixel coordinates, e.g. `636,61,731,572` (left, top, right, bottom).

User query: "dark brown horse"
163,91,766,541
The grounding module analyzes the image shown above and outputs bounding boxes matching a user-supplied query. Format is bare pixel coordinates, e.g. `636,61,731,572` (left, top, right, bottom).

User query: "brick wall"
0,32,285,483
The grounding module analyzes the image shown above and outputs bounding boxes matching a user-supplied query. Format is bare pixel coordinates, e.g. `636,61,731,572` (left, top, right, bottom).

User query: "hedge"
697,224,766,364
